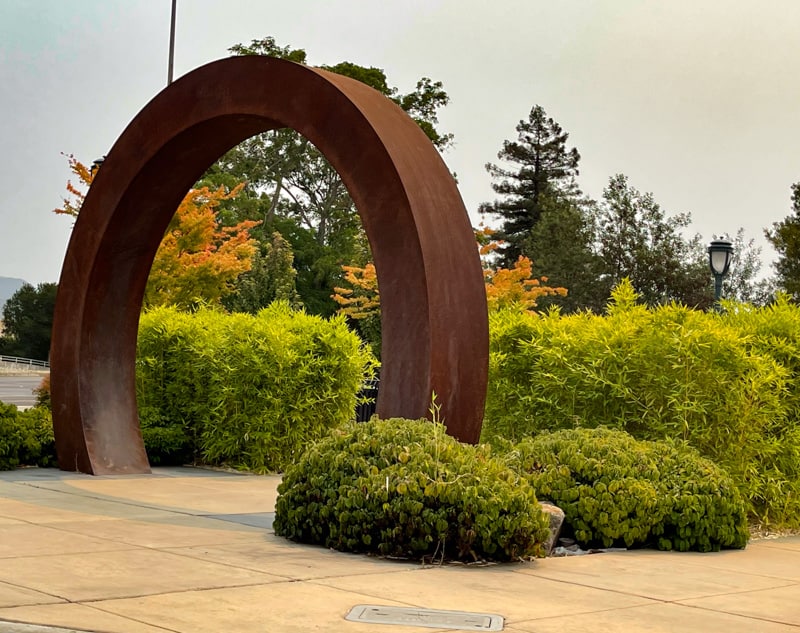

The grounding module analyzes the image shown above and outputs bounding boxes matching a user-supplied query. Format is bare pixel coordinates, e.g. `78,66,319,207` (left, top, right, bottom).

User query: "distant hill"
0,277,27,313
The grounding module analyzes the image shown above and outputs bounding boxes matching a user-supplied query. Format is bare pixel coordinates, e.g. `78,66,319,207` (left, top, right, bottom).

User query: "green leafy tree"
223,231,301,313
765,182,800,300
480,105,581,266
524,196,607,313
596,174,710,308
0,283,58,360
203,36,453,316
722,229,774,305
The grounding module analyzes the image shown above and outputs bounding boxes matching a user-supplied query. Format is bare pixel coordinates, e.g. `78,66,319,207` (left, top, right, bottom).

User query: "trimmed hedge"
274,419,551,562
136,302,374,472
484,280,800,527
0,402,56,470
507,428,749,552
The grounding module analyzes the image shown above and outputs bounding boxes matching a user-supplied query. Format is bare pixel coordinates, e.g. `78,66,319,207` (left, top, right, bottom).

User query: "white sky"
1,0,799,284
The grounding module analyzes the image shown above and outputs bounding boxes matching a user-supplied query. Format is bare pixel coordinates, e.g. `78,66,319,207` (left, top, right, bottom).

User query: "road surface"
0,375,45,407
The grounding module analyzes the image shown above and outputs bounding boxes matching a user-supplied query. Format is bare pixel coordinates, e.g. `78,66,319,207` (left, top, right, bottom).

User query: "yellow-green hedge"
136,302,374,472
484,281,800,527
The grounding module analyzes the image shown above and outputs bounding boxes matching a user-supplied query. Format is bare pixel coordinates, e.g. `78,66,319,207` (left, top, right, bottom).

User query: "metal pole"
713,273,723,312
167,0,177,85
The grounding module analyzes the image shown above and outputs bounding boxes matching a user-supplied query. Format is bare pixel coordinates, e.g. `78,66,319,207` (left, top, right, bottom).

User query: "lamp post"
708,238,734,308
168,0,177,85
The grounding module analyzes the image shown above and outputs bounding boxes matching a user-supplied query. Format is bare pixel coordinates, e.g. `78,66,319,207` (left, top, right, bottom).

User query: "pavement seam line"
72,577,363,604
675,600,800,628
0,578,72,604
501,601,680,626
504,567,782,604
158,544,424,580
13,483,204,519
80,601,183,633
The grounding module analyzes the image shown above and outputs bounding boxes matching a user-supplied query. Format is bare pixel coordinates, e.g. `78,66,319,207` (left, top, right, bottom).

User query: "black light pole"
168,0,177,85
708,238,734,309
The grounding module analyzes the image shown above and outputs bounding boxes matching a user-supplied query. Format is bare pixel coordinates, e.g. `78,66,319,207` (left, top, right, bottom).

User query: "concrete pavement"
0,467,797,633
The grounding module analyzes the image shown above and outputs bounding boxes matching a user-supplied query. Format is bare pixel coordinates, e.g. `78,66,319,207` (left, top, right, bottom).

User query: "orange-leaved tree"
55,155,259,309
478,225,567,311
332,263,381,356
330,227,567,356
483,256,567,311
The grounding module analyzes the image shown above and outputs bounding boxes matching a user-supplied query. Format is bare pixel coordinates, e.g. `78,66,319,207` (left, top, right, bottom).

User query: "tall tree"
332,263,381,357
223,231,301,314
596,174,710,308
765,182,800,300
0,283,58,360
480,105,581,266
142,185,259,309
203,36,454,316
722,229,774,305
524,196,607,313
56,156,260,310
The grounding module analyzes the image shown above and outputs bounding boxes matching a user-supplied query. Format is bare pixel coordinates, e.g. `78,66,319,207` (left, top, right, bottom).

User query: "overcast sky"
2,0,799,284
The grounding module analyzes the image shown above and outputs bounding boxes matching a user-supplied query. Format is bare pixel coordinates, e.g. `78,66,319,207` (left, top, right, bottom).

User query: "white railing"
0,355,50,368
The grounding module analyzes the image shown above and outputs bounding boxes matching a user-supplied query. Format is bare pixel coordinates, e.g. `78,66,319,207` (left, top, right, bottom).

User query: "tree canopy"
479,104,772,312
0,282,58,360
202,35,454,316
55,156,260,310
766,182,800,300
480,105,581,266
596,174,710,308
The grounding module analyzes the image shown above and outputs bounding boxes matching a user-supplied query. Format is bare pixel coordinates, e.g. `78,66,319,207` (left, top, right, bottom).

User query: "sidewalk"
0,467,797,633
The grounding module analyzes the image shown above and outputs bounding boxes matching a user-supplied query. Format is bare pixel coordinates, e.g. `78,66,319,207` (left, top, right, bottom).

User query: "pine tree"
480,105,580,266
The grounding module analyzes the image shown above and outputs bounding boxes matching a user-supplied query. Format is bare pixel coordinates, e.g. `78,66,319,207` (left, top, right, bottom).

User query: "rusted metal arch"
50,56,488,475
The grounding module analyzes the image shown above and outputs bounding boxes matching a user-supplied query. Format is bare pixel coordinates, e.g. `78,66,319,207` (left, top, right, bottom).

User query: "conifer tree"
480,105,580,266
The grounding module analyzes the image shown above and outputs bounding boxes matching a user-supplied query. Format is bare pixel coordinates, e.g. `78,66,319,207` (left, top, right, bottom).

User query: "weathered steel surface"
50,56,488,475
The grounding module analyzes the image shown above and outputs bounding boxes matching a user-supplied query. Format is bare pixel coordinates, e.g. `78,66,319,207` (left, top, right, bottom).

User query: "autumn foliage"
56,155,259,308
478,226,567,311
332,263,380,320
332,263,381,354
330,228,567,354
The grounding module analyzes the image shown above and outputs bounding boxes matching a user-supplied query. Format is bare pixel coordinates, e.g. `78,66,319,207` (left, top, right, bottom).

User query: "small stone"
539,502,565,555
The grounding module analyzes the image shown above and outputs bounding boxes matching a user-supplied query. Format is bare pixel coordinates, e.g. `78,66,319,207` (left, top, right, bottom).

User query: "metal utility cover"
345,605,504,631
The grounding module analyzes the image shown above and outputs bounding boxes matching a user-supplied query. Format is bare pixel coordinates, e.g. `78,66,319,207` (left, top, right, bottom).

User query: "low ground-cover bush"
484,280,800,527
136,302,374,472
506,427,749,552
0,402,56,470
274,418,551,562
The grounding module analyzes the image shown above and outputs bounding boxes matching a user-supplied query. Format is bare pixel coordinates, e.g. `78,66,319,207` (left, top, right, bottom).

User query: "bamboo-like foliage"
136,302,374,471
483,279,800,527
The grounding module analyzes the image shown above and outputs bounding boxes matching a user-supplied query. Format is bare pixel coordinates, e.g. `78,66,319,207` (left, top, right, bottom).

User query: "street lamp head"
90,157,105,175
708,238,734,277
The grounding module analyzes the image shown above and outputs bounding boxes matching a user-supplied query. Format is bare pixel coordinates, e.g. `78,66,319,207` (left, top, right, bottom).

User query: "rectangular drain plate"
345,605,503,631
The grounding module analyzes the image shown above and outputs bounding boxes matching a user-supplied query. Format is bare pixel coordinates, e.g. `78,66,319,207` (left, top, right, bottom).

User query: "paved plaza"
0,467,797,633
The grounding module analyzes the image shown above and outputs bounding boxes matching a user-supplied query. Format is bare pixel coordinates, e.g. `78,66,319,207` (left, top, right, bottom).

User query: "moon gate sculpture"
50,56,489,475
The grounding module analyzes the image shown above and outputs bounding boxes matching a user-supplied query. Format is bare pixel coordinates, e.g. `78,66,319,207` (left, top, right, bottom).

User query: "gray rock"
539,502,565,555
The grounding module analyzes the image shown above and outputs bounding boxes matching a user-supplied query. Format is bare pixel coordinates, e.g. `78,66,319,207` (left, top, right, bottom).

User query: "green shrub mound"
136,302,374,471
0,403,56,470
274,419,551,562
507,428,749,552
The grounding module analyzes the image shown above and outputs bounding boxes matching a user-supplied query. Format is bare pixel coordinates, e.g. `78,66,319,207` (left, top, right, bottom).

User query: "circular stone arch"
50,56,488,475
